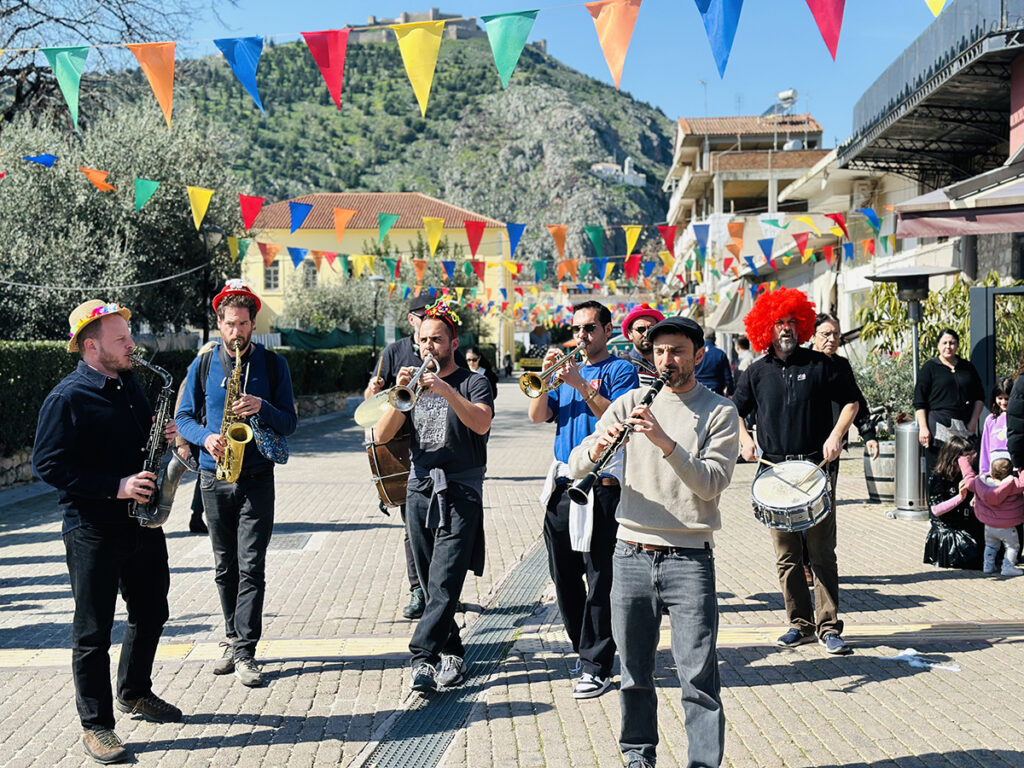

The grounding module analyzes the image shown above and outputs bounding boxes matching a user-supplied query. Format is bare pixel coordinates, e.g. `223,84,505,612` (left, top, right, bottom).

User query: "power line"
0,262,208,292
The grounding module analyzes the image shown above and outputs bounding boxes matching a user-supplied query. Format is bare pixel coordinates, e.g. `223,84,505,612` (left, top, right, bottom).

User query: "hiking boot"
573,672,612,699
115,693,182,723
403,587,425,619
81,728,128,764
189,514,208,534
234,657,263,687
776,628,815,647
436,654,466,687
411,662,437,693
819,632,853,655
212,642,234,675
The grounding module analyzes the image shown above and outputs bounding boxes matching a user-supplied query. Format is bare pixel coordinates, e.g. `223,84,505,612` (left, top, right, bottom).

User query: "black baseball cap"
408,295,431,314
647,316,704,349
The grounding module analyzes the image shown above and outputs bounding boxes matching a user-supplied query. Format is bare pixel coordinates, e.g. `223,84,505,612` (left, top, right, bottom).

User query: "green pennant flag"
481,11,538,88
578,262,592,280
339,254,351,273
238,238,252,261
42,47,90,129
134,178,161,211
584,225,604,259
383,257,397,277
378,213,400,245
532,259,547,282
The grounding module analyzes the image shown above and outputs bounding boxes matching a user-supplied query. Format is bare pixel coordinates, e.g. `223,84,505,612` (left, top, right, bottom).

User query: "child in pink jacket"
959,450,1024,576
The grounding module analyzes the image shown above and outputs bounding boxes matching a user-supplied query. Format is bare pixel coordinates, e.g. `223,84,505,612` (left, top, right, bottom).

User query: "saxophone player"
176,280,297,689
33,300,181,765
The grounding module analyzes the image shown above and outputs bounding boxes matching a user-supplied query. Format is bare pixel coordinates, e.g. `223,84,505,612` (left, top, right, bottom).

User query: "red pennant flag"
239,194,265,231
301,29,350,110
823,245,834,265
257,242,280,268
471,260,486,282
792,231,810,254
863,238,875,256
805,0,845,60
824,212,849,240
514,287,524,297
722,256,734,274
657,225,677,257
464,220,486,257
624,254,642,280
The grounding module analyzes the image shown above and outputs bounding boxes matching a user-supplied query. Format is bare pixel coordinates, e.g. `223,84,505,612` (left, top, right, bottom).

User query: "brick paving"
2,380,1024,767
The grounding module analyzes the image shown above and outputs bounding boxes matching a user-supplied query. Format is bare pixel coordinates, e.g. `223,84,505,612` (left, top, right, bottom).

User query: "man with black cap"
569,316,738,768
365,294,464,620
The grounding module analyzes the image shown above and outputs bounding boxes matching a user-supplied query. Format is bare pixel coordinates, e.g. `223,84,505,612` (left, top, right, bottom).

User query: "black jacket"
1006,373,1024,468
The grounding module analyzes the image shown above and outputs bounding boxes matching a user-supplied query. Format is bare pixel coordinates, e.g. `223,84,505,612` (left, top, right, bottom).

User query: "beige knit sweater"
568,383,739,548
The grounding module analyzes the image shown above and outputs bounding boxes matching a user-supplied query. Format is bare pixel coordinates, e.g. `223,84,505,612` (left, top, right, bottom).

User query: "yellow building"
242,192,513,350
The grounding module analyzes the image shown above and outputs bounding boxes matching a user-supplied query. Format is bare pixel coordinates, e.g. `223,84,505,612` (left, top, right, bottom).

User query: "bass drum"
366,430,410,509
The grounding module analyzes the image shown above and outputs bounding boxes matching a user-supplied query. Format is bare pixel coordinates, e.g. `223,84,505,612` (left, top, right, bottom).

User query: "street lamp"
368,274,386,366
200,224,225,344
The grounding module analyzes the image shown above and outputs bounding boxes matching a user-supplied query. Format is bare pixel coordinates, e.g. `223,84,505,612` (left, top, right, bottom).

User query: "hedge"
0,341,373,457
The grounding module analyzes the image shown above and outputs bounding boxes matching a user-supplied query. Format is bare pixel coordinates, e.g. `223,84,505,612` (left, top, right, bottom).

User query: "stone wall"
0,449,34,489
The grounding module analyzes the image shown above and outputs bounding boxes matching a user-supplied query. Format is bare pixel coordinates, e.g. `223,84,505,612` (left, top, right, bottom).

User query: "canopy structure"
704,287,754,335
895,161,1024,238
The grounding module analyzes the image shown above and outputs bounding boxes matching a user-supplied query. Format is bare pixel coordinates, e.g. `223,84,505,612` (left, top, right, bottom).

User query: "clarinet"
568,371,671,505
129,353,196,528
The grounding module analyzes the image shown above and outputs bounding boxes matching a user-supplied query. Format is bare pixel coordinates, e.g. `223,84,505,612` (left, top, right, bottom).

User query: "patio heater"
866,266,960,520
368,274,386,369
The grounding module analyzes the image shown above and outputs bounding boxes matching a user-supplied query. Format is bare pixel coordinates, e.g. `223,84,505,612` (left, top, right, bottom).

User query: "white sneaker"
573,672,611,699
1001,562,1021,577
436,654,466,687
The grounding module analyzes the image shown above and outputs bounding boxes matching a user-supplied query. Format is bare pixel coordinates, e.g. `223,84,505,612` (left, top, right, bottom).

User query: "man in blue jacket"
694,329,734,396
176,280,297,688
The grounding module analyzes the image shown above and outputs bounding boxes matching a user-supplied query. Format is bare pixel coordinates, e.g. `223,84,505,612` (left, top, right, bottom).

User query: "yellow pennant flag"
502,260,519,275
623,224,642,255
391,21,445,117
423,216,445,256
186,186,214,230
708,257,717,271
829,226,845,238
793,215,820,236
801,248,814,263
227,236,239,263
925,0,947,15
781,255,793,266
603,262,615,281
529,286,539,295
607,279,618,294
658,250,673,275
351,254,366,279
770,281,778,291
694,268,703,285
456,286,464,300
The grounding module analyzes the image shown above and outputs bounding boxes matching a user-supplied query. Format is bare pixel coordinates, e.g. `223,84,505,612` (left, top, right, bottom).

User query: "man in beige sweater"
569,316,739,768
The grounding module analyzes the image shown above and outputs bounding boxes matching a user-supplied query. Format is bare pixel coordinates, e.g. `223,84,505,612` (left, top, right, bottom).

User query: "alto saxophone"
129,353,197,527
216,339,254,483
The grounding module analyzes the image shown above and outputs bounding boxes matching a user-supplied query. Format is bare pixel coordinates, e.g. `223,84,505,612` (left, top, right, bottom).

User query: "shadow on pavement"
813,751,1024,768
0,554,65,566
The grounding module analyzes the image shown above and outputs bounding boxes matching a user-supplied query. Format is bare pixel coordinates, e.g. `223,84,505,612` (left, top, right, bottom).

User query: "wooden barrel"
864,440,896,503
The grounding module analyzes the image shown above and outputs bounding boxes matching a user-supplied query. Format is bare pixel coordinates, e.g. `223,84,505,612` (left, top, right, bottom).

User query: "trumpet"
388,353,436,412
519,347,585,399
353,354,437,428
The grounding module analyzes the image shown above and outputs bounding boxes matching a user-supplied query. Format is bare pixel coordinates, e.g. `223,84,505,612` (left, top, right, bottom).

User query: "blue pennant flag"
499,288,507,300
214,37,266,113
287,247,308,268
506,222,526,258
757,237,775,260
289,202,313,233
591,257,608,280
643,260,658,278
695,0,745,78
693,223,710,258
856,208,881,234
24,153,58,167
843,242,854,261
744,256,759,277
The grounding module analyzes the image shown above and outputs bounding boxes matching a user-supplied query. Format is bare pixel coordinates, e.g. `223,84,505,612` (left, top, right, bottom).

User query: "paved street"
2,380,1024,767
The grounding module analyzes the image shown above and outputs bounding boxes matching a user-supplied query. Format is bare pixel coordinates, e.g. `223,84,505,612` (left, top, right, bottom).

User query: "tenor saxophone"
216,339,254,483
129,353,197,528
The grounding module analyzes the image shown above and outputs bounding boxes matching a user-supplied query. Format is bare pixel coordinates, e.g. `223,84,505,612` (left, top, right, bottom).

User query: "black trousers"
63,524,170,731
406,482,483,666
399,505,422,592
200,468,275,659
543,482,620,678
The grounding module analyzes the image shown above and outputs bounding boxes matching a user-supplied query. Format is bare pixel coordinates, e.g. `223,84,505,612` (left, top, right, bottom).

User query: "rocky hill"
163,35,674,260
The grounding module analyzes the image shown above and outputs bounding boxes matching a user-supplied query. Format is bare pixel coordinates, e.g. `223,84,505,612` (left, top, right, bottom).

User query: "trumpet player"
568,316,739,768
528,301,637,699
374,301,493,694
33,300,181,765
176,281,296,689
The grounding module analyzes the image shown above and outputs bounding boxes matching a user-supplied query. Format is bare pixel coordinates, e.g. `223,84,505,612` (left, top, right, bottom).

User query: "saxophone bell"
216,339,253,483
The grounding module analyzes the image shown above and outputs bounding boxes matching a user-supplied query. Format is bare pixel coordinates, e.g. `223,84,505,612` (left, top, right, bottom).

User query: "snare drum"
750,460,831,532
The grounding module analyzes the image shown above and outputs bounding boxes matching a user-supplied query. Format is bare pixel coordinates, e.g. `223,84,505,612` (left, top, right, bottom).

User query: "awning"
896,161,1024,238
704,288,753,334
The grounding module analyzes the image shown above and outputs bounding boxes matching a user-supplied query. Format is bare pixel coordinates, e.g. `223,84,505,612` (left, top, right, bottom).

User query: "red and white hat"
621,304,664,338
212,279,262,313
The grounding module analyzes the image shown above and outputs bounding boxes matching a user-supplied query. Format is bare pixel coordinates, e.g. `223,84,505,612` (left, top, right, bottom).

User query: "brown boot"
81,729,128,764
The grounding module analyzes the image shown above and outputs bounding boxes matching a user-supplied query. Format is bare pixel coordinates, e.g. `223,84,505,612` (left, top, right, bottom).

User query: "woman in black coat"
924,435,983,570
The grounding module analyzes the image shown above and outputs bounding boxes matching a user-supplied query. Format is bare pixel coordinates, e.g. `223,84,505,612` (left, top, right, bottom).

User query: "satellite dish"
777,89,798,109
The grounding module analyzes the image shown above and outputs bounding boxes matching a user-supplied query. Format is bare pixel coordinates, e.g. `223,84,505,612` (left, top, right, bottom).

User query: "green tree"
0,102,240,340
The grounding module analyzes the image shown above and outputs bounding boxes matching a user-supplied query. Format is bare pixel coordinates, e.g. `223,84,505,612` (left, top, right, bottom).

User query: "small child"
980,377,1013,475
959,449,1024,576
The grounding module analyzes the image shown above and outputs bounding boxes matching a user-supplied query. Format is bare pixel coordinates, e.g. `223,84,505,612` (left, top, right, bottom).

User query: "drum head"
752,461,826,508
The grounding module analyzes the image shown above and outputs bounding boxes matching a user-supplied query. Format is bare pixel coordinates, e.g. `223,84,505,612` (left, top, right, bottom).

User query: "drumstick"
757,457,780,468
373,354,384,385
797,458,829,488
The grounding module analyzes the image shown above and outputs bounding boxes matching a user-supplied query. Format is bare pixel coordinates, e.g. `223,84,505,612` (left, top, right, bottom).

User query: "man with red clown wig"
733,287,860,655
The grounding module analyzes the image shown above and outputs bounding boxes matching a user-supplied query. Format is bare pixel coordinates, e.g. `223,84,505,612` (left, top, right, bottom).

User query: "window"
303,260,318,289
264,261,280,292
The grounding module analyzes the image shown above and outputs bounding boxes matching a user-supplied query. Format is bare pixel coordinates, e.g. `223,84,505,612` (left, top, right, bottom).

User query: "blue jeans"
611,541,724,768
200,468,275,659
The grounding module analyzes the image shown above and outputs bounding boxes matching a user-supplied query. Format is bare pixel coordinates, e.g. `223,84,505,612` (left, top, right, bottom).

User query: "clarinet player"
33,300,181,765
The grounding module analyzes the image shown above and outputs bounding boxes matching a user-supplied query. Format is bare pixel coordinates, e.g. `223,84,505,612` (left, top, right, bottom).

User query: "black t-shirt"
912,357,984,421
409,367,493,472
733,346,859,457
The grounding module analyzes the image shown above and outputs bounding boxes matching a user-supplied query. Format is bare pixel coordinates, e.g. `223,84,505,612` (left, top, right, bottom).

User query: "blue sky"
184,1,943,148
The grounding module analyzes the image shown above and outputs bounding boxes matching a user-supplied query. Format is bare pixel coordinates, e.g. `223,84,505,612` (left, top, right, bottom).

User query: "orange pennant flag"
310,251,324,271
257,242,280,268
413,258,428,285
126,42,175,127
547,224,568,258
334,208,356,243
726,221,744,258
565,259,579,281
585,0,642,89
78,166,116,191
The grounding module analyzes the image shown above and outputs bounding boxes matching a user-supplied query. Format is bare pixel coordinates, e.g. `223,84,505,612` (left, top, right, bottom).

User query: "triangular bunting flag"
42,47,89,129
334,207,356,243
643,260,658,278
743,256,759,277
481,11,537,88
793,215,820,236
311,251,324,271
213,37,266,113
532,259,548,282
823,245,834,265
24,154,58,167
603,262,615,282
791,231,810,254
592,257,608,281
257,242,281,268
843,242,854,261
692,224,709,258
423,216,445,256
585,0,642,89
126,42,175,127
824,212,849,239
856,207,881,234
805,0,845,60
288,247,308,269
624,254,642,280
289,201,313,234
79,167,115,191
695,0,745,77
925,0,947,15
391,21,445,116
237,239,251,262
441,260,456,281
757,237,774,261
547,224,568,258
135,178,160,211
862,238,875,257
239,194,265,231
228,236,240,263
465,220,486,257
186,186,214,231
584,225,605,259
413,258,428,285
471,260,486,282
623,224,642,254
657,225,677,257
726,221,744,258
507,222,526,258
301,29,350,110
378,213,400,245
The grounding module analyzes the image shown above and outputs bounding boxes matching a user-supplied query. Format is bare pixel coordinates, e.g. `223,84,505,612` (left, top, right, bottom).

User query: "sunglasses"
465,356,480,362
631,324,654,335
571,322,599,336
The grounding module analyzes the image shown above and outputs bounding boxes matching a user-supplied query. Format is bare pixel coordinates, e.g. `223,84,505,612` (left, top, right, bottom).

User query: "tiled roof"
252,192,504,231
711,149,830,171
678,114,822,137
